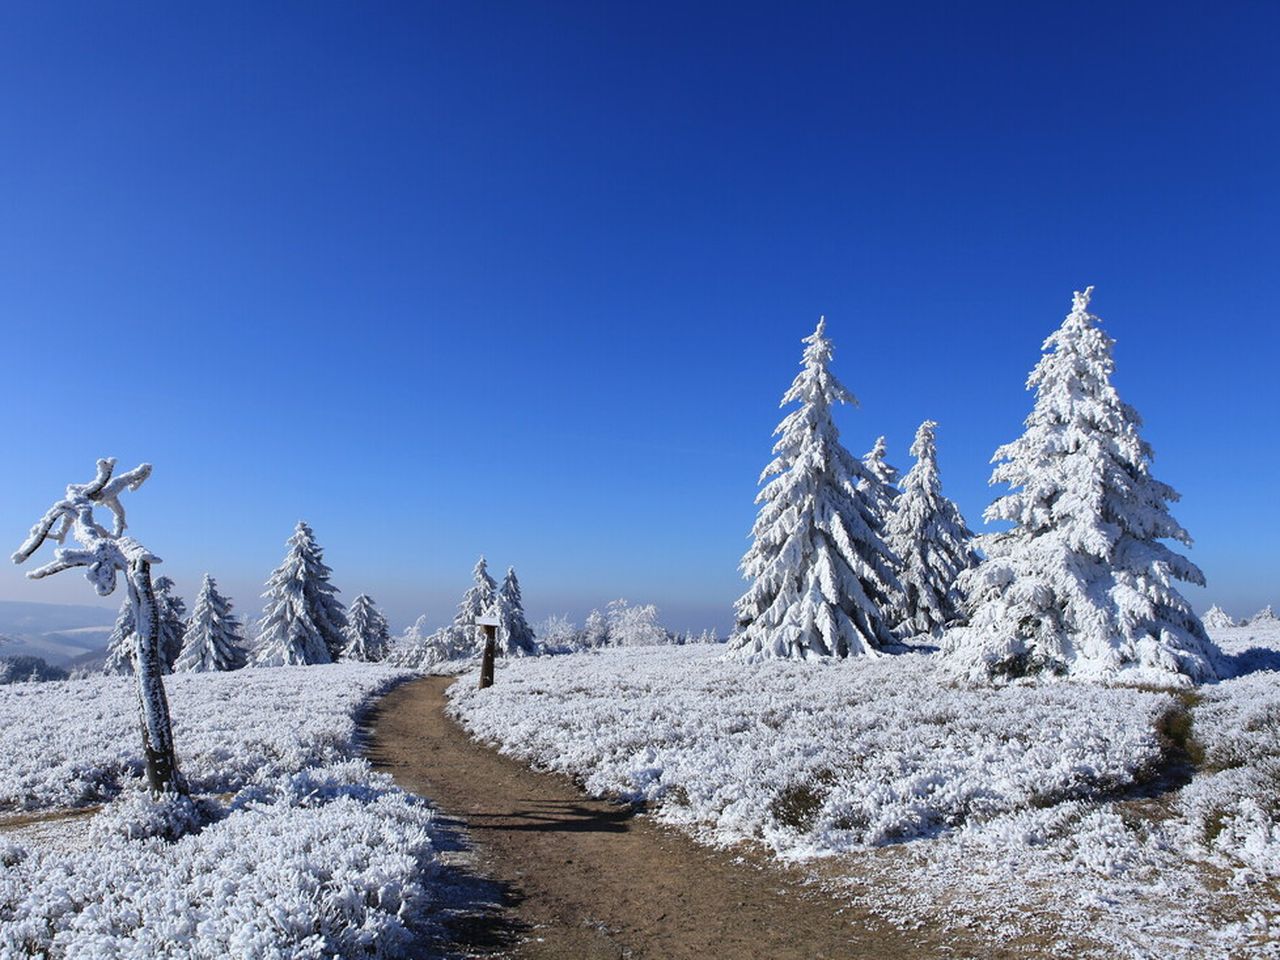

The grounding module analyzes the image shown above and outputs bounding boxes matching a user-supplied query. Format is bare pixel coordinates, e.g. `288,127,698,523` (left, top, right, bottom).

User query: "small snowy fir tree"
343,593,391,662
949,288,1218,684
152,576,187,670
581,608,609,648
1248,605,1277,626
859,435,901,531
102,596,135,675
252,521,348,667
453,557,497,630
174,575,247,672
492,567,537,656
1201,605,1236,631
883,421,979,637
730,317,900,660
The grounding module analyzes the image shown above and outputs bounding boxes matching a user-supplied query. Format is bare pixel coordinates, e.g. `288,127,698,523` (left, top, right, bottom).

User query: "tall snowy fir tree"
102,596,135,675
730,317,900,660
174,575,247,672
153,576,187,670
343,593,391,662
883,421,979,637
252,521,348,667
492,567,537,656
859,435,901,530
453,557,497,632
949,288,1218,684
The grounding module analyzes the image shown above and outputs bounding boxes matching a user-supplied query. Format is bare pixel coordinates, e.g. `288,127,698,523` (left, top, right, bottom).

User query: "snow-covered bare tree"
11,459,185,794
102,596,135,675
948,288,1218,684
492,567,537,656
730,317,900,660
581,608,609,648
1201,605,1236,630
605,599,671,646
883,421,979,637
343,593,391,662
252,521,348,667
153,576,187,670
535,614,579,652
174,575,247,672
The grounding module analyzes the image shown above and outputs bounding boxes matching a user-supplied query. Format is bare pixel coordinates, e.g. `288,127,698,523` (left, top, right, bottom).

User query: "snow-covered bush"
450,646,1170,852
0,761,439,958
0,664,411,810
388,617,475,672
534,614,581,652
604,599,671,646
0,656,68,684
1202,604,1237,630
949,289,1218,685
730,318,899,659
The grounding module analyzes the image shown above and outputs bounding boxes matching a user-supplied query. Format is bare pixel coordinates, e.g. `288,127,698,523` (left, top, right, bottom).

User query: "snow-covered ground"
0,664,446,958
449,623,1280,958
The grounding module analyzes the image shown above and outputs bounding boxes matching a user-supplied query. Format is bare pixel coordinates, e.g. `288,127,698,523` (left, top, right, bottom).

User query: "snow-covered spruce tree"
453,557,497,630
102,596,135,675
252,521,348,666
174,575,247,672
883,420,979,637
493,567,537,656
730,317,900,659
12,459,185,794
948,288,1218,684
343,593,391,662
859,435,901,530
152,576,187,670
1201,605,1236,630
1249,605,1277,626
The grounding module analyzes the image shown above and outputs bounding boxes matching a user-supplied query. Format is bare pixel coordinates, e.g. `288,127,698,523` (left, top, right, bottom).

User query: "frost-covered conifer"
102,597,135,675
493,567,537,656
1249,605,1277,626
1201,605,1236,630
730,318,900,659
174,575,247,672
343,593,391,662
859,435,901,530
949,289,1218,684
453,557,497,630
883,421,979,637
252,521,347,667
153,576,187,670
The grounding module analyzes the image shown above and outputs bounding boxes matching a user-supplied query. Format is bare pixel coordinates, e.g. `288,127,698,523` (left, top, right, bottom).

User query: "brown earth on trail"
366,675,1013,959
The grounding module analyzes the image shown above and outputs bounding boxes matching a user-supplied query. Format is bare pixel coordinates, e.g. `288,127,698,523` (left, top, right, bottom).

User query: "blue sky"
0,2,1276,632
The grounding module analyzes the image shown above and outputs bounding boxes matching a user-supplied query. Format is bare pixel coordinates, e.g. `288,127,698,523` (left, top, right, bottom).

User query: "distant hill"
0,600,117,666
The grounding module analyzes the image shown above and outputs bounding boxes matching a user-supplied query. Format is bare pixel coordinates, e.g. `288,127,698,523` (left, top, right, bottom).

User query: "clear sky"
0,2,1276,633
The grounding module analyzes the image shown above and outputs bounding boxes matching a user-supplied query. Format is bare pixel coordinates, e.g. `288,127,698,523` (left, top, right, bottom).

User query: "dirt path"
366,676,1004,960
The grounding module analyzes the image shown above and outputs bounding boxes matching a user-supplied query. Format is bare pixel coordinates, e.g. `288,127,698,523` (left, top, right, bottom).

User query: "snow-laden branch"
11,459,157,595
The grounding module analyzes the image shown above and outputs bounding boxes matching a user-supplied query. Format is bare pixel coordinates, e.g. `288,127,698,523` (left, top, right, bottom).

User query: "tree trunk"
128,559,186,796
479,624,496,689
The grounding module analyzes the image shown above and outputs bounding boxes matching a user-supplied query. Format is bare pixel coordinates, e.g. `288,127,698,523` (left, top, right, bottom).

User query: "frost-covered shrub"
0,663,411,810
449,646,1170,853
0,762,438,959
604,599,672,646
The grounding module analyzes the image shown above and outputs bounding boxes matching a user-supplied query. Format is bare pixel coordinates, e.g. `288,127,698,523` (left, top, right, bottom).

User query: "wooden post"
478,622,497,689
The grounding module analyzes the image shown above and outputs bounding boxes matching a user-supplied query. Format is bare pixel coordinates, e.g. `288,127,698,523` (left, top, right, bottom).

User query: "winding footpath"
366,676,1006,960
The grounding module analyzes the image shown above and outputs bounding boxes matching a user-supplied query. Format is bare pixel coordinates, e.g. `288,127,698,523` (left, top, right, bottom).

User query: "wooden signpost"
477,614,499,689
